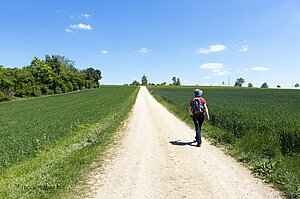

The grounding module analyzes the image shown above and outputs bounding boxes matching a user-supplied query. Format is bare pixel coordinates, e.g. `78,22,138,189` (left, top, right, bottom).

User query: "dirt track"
88,86,282,199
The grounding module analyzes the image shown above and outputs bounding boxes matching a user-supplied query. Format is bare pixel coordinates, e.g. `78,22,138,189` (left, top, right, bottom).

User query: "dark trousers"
193,114,205,144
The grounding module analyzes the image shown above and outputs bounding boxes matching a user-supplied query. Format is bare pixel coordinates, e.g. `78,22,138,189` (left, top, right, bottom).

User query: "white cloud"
65,29,72,33
69,23,92,30
252,66,271,71
200,63,224,69
200,62,231,76
204,76,211,79
213,70,231,76
100,50,108,54
197,44,226,54
139,48,148,53
81,13,90,19
239,44,249,52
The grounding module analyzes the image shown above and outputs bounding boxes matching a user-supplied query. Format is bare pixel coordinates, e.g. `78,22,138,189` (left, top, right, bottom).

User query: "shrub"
66,81,73,92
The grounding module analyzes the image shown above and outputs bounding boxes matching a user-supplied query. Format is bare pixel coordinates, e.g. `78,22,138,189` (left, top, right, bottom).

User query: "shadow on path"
169,140,198,147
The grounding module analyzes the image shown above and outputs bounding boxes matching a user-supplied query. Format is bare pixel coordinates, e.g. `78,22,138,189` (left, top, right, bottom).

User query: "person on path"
189,89,210,147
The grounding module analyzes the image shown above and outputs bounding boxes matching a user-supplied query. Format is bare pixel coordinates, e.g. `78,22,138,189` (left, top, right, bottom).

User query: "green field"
149,86,300,198
0,85,139,198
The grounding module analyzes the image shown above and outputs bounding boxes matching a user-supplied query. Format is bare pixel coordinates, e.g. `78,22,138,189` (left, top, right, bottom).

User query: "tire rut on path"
88,86,282,199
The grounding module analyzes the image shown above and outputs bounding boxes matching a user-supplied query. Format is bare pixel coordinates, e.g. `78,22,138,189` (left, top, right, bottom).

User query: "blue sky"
0,0,300,88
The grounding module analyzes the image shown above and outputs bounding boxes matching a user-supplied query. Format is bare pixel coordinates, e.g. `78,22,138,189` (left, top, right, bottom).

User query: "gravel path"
88,86,282,199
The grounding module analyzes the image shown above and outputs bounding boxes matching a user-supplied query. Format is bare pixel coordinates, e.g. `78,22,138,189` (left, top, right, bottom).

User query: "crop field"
149,86,300,198
0,86,138,172
0,85,139,198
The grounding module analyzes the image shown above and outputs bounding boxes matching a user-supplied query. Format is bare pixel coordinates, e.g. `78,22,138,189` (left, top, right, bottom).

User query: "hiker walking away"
189,89,210,147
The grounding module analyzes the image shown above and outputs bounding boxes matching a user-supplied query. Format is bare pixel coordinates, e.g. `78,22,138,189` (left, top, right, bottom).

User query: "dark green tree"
295,83,299,88
172,77,176,85
12,68,37,97
261,82,268,88
248,83,253,87
27,57,53,94
176,78,181,86
234,78,245,87
141,74,148,85
81,68,102,88
131,80,140,85
172,77,181,85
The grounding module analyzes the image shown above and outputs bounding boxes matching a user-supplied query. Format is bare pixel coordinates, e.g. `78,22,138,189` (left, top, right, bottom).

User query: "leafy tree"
84,68,102,82
277,85,281,88
295,83,299,88
234,77,245,87
12,68,36,97
0,68,14,90
172,77,181,86
131,80,140,85
66,81,73,92
261,82,268,88
28,57,53,86
141,74,148,85
176,78,181,86
172,77,176,84
0,55,102,102
45,55,67,76
248,83,253,87
81,67,102,88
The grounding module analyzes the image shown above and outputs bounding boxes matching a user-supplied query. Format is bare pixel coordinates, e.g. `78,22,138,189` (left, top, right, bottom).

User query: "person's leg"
193,116,201,145
197,114,205,145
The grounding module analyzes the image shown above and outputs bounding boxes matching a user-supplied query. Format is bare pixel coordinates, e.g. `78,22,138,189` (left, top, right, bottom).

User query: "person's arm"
204,104,210,121
189,105,193,116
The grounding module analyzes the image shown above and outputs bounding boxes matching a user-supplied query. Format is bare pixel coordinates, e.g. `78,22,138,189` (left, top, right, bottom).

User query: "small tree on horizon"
277,85,281,88
172,76,181,85
131,80,140,85
234,77,245,87
141,74,148,85
176,78,181,86
295,83,299,88
261,82,268,88
172,77,176,84
248,83,253,87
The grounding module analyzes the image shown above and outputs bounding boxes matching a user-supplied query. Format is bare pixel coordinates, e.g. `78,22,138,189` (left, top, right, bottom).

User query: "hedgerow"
0,55,101,102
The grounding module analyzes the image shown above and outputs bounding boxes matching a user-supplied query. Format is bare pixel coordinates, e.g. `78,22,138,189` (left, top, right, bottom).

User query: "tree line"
235,77,299,88
131,75,299,89
130,75,181,86
0,55,102,102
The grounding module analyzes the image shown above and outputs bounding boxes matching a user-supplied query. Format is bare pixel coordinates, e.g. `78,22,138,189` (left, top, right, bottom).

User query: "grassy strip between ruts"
0,86,139,199
148,87,299,199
